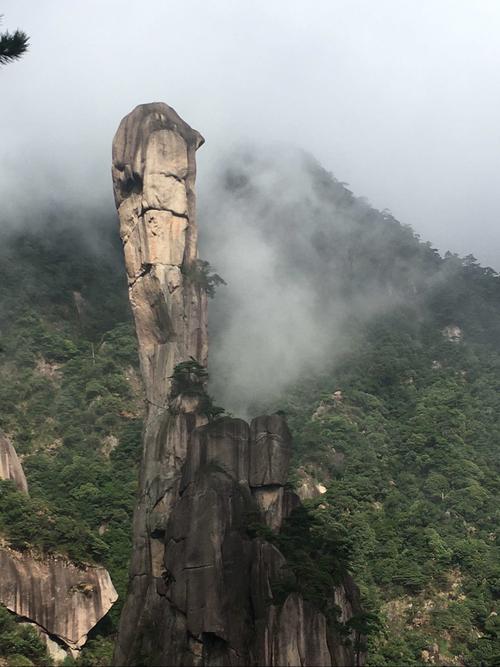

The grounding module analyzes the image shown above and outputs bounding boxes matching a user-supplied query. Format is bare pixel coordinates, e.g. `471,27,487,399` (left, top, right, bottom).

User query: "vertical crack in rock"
112,103,365,666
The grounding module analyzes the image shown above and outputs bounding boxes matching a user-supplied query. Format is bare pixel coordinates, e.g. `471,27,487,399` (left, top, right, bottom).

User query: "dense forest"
0,155,500,666
0,214,140,666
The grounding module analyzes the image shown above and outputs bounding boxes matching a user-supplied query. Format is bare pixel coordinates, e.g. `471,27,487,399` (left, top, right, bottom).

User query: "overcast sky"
1,0,500,268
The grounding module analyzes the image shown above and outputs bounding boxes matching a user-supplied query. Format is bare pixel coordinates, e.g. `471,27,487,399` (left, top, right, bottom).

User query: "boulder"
0,547,117,652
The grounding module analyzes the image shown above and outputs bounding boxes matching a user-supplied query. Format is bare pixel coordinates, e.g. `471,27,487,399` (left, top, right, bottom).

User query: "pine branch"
0,29,29,66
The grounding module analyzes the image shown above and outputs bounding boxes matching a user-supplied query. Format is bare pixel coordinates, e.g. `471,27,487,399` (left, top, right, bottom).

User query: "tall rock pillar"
112,103,365,667
112,102,207,404
112,103,208,664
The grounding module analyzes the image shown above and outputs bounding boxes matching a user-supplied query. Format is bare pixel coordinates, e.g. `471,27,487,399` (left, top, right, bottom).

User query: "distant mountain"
0,149,499,665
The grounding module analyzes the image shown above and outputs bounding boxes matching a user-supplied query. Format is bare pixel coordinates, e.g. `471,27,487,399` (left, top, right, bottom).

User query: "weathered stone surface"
113,103,210,666
181,418,250,490
117,411,364,666
0,433,28,494
123,211,188,281
112,105,203,210
331,575,367,666
164,469,255,645
250,539,290,622
112,102,207,407
252,485,301,531
112,103,364,666
295,468,329,501
249,414,292,487
254,593,333,667
0,547,117,651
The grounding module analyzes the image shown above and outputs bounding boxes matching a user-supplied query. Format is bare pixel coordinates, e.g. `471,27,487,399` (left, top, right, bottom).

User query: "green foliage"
170,358,209,396
1,160,500,667
0,218,141,633
0,16,29,66
0,605,48,665
275,288,500,663
182,259,226,298
62,635,114,667
275,504,352,617
346,612,383,665
247,502,352,620
170,358,226,421
0,480,109,562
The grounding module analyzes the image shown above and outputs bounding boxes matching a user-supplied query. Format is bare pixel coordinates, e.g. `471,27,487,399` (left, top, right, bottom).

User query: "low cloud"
199,146,411,414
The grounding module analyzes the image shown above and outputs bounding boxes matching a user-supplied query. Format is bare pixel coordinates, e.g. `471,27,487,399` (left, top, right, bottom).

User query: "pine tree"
0,16,29,66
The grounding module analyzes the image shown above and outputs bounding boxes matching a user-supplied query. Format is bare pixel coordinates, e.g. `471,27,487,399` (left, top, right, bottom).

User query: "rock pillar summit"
112,102,207,406
112,103,364,666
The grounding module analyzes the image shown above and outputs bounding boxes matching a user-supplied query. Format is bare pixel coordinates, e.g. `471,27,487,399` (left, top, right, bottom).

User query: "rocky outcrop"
159,414,354,667
0,433,28,494
116,411,363,666
112,103,364,666
0,547,117,653
0,435,117,660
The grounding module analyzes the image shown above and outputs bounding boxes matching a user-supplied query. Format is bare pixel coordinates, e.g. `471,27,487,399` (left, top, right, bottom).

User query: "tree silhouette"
0,16,29,66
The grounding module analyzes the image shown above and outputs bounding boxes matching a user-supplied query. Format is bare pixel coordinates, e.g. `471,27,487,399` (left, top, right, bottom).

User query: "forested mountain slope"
0,214,141,665
281,303,500,665
205,152,500,665
0,153,499,665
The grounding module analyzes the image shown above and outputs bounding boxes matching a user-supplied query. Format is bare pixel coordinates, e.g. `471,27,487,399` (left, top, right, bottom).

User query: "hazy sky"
1,0,500,268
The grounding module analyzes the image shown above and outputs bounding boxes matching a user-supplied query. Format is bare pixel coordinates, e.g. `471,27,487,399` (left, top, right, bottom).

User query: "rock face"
112,102,210,665
113,103,364,666
249,414,292,487
112,101,207,407
0,433,28,494
0,547,117,652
